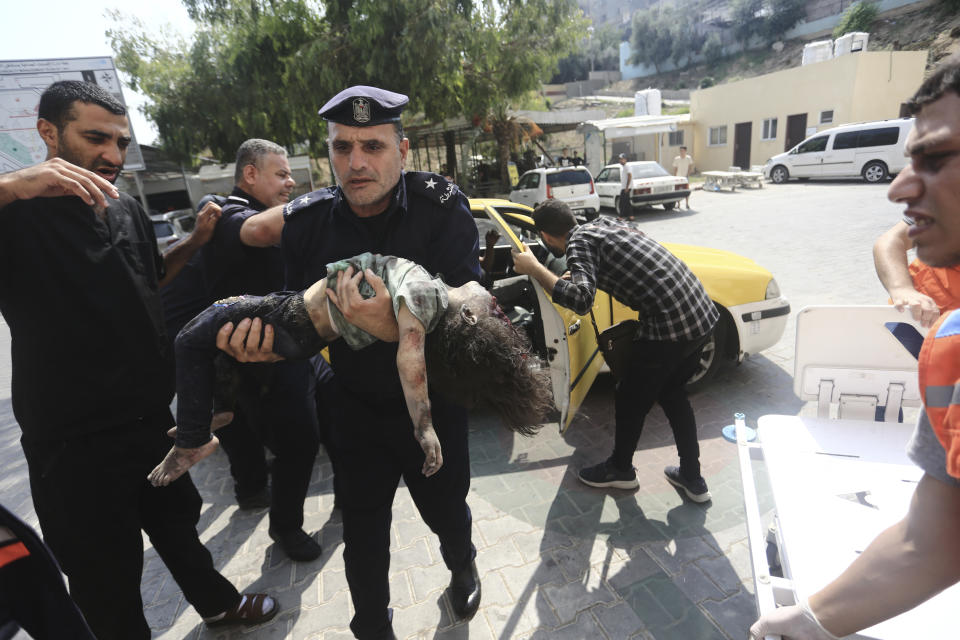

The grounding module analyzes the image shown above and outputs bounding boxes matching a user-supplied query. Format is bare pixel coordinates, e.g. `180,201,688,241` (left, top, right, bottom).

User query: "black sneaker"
269,528,322,561
577,459,639,489
663,466,712,503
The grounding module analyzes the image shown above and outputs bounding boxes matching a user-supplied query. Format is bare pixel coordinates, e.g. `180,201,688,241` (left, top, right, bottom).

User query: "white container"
801,40,833,66
834,32,869,57
634,88,662,117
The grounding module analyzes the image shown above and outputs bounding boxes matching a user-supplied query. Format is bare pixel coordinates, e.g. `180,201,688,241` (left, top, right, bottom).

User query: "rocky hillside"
605,1,960,95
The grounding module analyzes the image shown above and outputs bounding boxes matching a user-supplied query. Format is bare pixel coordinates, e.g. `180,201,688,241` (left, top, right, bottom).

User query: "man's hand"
189,201,221,246
0,158,120,209
326,265,399,342
510,248,541,276
485,229,499,249
215,317,284,362
750,602,840,640
889,286,940,328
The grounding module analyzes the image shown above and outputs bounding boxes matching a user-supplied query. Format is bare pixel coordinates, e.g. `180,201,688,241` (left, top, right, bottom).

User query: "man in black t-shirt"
0,81,278,639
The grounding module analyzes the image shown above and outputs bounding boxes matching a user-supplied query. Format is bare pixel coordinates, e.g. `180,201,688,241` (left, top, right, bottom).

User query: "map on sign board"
0,57,145,173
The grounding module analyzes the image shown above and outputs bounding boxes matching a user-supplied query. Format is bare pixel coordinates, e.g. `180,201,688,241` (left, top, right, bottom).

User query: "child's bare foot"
166,412,235,438
148,436,220,487
210,411,234,430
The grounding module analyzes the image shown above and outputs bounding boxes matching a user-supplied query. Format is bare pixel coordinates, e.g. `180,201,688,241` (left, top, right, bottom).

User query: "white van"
763,118,914,184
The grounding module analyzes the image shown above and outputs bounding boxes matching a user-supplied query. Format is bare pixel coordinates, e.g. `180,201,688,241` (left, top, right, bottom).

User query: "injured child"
149,252,553,487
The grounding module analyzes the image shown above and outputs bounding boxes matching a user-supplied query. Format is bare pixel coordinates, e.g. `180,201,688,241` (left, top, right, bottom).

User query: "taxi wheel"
686,311,730,393
662,202,676,210
770,165,789,184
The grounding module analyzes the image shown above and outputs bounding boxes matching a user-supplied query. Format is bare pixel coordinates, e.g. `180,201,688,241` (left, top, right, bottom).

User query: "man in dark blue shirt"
165,139,324,561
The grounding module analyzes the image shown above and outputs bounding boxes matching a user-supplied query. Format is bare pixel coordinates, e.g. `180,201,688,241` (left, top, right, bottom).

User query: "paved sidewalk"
149,356,793,640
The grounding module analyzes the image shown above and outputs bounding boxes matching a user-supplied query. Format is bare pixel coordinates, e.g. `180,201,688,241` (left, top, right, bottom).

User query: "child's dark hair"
425,305,553,435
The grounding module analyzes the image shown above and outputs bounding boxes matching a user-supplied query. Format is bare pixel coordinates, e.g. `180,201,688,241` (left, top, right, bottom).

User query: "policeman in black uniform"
201,140,325,560
282,86,482,638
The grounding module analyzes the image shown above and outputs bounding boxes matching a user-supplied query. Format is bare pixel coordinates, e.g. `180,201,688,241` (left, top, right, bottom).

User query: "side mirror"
511,184,519,190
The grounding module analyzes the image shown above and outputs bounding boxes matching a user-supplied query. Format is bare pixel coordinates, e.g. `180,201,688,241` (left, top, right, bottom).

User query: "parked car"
150,209,196,251
764,117,914,184
508,166,600,221
594,161,689,213
469,198,790,429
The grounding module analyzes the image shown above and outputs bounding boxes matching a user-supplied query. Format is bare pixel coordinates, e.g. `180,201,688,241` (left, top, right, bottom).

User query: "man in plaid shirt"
512,201,718,501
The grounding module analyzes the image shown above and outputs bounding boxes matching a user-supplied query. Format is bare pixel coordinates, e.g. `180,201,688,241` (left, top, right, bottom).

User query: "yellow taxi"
470,198,790,430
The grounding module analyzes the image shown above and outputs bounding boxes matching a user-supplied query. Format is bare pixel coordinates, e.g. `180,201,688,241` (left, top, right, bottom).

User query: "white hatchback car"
595,161,689,213
509,167,600,220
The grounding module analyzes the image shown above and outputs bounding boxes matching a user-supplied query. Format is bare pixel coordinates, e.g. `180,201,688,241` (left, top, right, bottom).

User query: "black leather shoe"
268,527,322,561
448,560,481,620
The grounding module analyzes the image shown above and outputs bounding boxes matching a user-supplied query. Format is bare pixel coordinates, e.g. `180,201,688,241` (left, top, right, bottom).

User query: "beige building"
689,50,928,172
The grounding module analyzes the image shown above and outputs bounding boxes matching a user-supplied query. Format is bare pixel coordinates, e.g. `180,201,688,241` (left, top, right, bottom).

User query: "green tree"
458,0,586,188
671,14,706,68
700,32,724,62
110,0,582,189
628,7,675,73
762,0,806,42
833,0,878,38
730,0,765,43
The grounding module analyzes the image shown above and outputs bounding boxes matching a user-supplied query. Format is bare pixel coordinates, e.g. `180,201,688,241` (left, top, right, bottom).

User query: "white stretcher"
701,170,739,191
734,171,764,189
737,305,960,639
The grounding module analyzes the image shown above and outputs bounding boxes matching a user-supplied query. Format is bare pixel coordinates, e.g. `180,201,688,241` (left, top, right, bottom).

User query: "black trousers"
175,293,324,532
328,383,475,639
610,337,708,479
232,360,321,533
21,417,239,640
619,188,632,217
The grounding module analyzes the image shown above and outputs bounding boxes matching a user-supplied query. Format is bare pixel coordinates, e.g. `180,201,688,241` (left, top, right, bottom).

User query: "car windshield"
630,164,670,179
546,170,591,187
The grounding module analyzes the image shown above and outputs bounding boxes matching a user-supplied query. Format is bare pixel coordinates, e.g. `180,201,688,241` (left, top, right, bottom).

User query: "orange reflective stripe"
0,541,29,568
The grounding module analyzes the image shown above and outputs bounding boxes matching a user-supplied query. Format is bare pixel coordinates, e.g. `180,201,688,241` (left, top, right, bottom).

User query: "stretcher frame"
736,306,960,639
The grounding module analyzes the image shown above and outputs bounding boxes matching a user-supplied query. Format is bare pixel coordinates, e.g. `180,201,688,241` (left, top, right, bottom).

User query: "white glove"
749,598,843,640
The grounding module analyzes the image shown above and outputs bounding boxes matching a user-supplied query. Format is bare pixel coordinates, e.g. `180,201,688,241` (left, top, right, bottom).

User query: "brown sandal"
205,593,279,627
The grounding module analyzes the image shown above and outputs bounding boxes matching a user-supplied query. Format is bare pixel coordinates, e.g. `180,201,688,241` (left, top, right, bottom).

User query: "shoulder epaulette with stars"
283,187,336,219
404,171,460,209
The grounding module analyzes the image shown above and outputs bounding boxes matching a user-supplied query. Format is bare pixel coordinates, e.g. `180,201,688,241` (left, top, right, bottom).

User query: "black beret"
318,85,409,126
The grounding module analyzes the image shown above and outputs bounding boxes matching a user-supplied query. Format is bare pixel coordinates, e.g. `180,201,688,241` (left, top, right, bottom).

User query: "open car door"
471,200,609,431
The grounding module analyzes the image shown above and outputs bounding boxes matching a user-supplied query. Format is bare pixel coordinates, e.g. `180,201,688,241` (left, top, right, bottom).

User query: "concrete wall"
689,50,927,171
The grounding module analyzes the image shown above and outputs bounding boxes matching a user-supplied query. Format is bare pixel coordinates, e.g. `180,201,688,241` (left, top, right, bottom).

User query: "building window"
668,130,684,147
762,118,778,140
820,109,834,125
708,126,727,146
